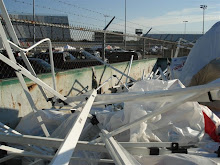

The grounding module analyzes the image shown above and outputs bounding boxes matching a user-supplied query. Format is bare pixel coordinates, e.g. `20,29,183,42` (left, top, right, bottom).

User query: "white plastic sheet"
124,79,205,143
178,21,220,86
97,79,205,144
170,56,187,79
15,110,70,136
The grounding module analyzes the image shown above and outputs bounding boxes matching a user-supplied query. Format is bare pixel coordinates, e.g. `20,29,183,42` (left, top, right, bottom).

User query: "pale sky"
4,0,220,34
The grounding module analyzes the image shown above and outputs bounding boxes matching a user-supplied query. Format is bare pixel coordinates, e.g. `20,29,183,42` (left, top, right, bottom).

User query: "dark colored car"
68,50,92,60
105,51,142,63
0,57,53,79
34,52,76,63
18,57,52,74
35,51,101,70
64,50,102,69
34,52,77,69
96,48,142,63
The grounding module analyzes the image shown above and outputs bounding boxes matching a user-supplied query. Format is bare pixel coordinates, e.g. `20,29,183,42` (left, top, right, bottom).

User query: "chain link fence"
0,15,200,79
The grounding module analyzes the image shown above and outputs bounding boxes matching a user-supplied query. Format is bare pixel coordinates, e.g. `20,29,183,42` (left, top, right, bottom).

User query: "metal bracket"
90,115,99,125
149,147,159,155
169,143,188,154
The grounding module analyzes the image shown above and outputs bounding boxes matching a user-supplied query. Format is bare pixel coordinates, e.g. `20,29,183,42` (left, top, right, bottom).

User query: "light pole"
124,0,126,50
200,5,207,34
183,21,188,38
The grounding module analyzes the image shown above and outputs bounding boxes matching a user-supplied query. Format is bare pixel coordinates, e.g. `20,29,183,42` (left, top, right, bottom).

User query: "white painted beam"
100,129,141,165
0,20,50,137
49,90,97,165
0,132,107,152
0,145,113,164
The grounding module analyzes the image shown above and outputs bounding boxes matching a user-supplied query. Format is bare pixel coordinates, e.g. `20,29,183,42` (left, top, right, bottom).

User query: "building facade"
94,31,124,43
9,14,71,42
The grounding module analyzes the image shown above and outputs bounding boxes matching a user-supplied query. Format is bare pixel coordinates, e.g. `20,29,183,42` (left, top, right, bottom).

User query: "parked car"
35,51,101,70
129,49,135,52
34,51,76,63
67,50,93,60
64,50,102,69
18,57,53,74
34,51,77,69
96,48,142,63
0,57,53,79
112,48,126,52
105,51,142,63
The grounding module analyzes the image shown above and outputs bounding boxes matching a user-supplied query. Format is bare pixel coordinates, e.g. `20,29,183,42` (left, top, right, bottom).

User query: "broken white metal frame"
0,123,53,164
114,75,129,91
156,67,168,81
94,83,220,105
147,70,154,80
0,131,205,152
0,145,114,164
8,39,57,91
62,82,220,108
0,120,214,164
0,20,50,137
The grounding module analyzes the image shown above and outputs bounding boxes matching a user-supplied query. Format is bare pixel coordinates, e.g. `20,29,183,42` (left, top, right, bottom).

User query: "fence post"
143,38,146,59
62,27,64,41
102,31,106,61
51,25,52,41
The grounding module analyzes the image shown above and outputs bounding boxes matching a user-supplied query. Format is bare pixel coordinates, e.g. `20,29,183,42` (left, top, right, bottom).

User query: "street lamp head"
104,15,110,18
200,5,207,9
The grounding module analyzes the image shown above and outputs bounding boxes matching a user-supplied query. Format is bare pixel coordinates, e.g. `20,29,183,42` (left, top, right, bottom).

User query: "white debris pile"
96,79,205,144
125,79,205,143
